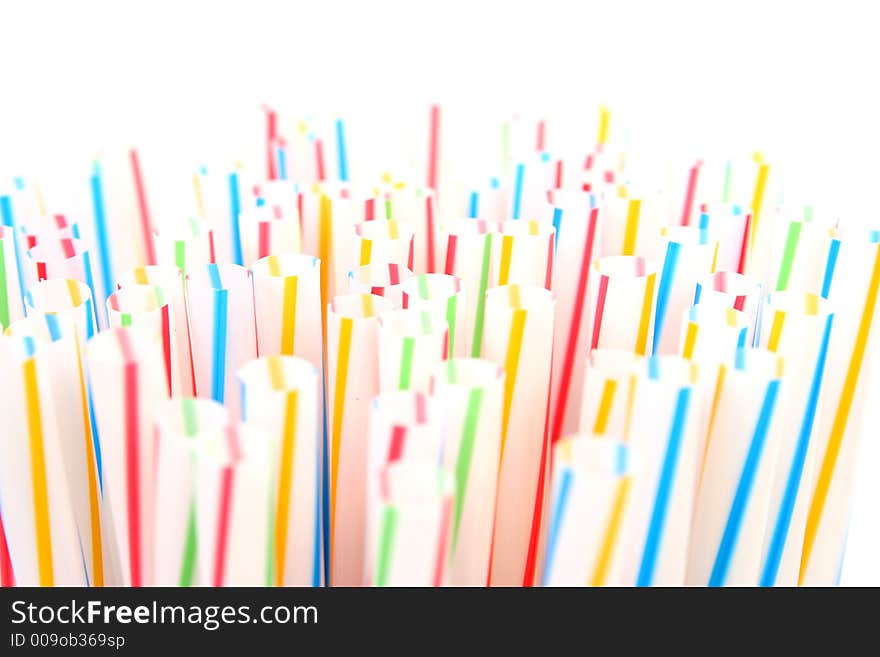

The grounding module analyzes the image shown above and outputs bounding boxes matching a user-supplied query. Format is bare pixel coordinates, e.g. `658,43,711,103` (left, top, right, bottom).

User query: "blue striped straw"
512,163,525,220
0,194,26,311
89,161,114,318
228,171,244,265
335,119,349,183
208,264,228,404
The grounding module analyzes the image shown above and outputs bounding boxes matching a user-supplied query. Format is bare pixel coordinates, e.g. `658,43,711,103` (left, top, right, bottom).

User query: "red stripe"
402,291,409,309
365,198,375,221
536,120,546,152
161,305,172,394
550,208,598,443
590,274,609,350
734,295,746,311
0,514,15,587
407,241,414,272
26,235,37,249
130,148,156,265
428,104,440,192
442,327,449,360
737,213,751,274
371,286,384,297
61,237,75,258
680,161,701,227
387,425,407,463
208,230,217,264
54,214,67,229
258,221,271,259
544,232,554,290
296,193,304,235
554,160,564,189
585,153,594,171
389,263,400,285
314,139,326,182
36,262,47,281
266,109,278,180
444,235,457,275
213,428,242,587
522,363,554,586
118,330,142,587
425,195,436,272
432,498,453,587
415,392,427,423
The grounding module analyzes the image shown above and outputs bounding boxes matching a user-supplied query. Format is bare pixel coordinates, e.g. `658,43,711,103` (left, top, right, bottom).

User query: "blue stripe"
637,387,691,586
647,356,661,380
468,192,479,219
709,379,781,586
89,164,114,311
734,347,747,371
82,250,99,332
45,313,62,341
0,195,27,312
652,241,681,354
335,119,348,183
760,313,833,586
240,380,247,421
313,410,323,587
736,327,747,349
542,468,574,586
693,282,702,305
551,207,562,251
821,239,840,299
207,263,223,290
228,172,244,266
277,146,288,181
211,289,228,403
87,376,103,490
512,163,525,220
22,335,36,357
321,351,331,586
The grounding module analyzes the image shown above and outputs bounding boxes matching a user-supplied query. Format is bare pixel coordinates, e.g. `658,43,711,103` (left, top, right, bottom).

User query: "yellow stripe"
193,173,205,219
592,379,618,435
35,180,47,217
697,364,726,494
330,317,354,565
597,106,610,146
500,308,526,459
805,292,819,315
267,355,285,391
590,476,632,586
710,241,719,273
767,310,785,352
24,358,54,585
622,199,641,256
682,321,698,359
725,307,739,327
635,272,655,355
622,374,637,442
267,255,282,277
498,234,514,286
800,244,880,583
66,279,83,307
134,267,149,285
74,338,104,586
361,294,375,318
527,221,539,236
359,239,372,266
749,163,770,252
281,277,297,355
319,195,332,345
508,284,522,309
388,220,399,239
275,390,298,586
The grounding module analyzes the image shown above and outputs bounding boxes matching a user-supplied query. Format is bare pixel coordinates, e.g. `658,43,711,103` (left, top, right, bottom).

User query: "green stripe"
375,506,398,586
775,221,802,291
0,240,10,328
445,359,456,384
445,295,458,355
804,205,814,222
452,388,482,552
721,160,732,204
181,397,199,436
419,310,432,334
384,198,393,220
121,312,132,327
174,240,187,275
417,273,429,299
502,121,511,174
398,337,415,390
178,505,198,586
470,233,493,358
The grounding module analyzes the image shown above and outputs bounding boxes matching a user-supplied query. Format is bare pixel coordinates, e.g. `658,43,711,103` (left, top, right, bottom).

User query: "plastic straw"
347,262,414,309
483,284,555,586
25,278,98,346
239,203,302,268
0,225,25,330
495,219,555,290
239,356,323,586
578,349,641,440
153,217,215,276
354,219,415,271
679,304,750,364
693,271,764,346
399,273,467,358
588,255,657,355
377,309,447,393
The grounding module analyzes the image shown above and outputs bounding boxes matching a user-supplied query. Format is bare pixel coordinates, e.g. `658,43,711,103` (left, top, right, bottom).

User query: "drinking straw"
687,348,785,586
89,160,115,318
24,278,97,346
88,327,169,586
109,277,185,396
0,194,28,319
335,118,349,183
427,104,440,193
495,219,555,291
228,169,244,266
600,192,664,259
128,148,156,266
354,219,415,271
483,284,555,586
382,186,439,273
365,392,444,584
651,226,719,355
588,255,657,355
187,263,257,421
431,358,504,585
679,160,702,226
578,349,641,440
678,304,750,364
371,461,454,586
239,203,302,268
239,356,323,586
693,271,764,346
153,397,230,586
441,218,499,358
0,225,24,330
620,356,702,586
799,228,880,585
265,107,279,180
196,423,274,586
766,213,830,294
0,333,88,585
251,254,323,370
347,262,413,309
0,515,14,586
153,217,215,276
6,313,106,586
327,292,393,585
399,273,467,357
755,291,833,586
24,236,100,315
542,436,635,587
377,309,447,393
547,190,602,440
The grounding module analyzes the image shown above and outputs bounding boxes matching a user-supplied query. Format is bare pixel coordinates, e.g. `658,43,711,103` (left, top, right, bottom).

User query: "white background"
0,0,877,584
